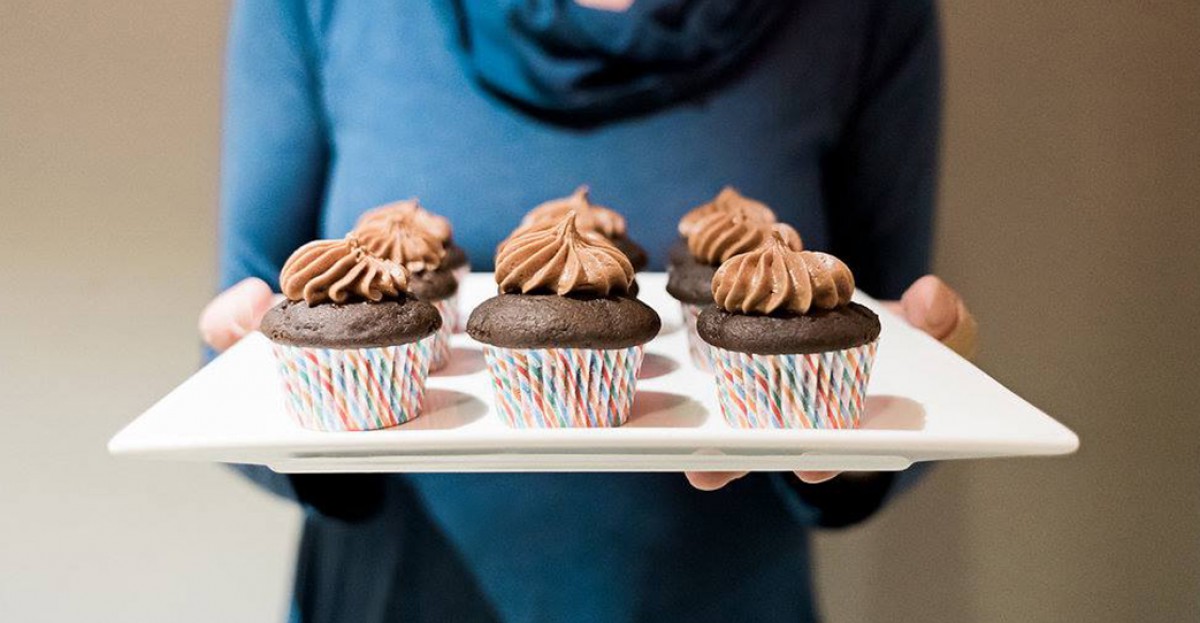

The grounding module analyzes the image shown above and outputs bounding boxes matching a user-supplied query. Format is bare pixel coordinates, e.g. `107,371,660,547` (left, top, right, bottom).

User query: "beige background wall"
1,2,1197,622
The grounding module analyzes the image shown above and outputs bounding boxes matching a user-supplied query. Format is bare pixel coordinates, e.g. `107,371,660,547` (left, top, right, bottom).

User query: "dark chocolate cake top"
261,297,441,348
467,294,660,349
697,304,879,355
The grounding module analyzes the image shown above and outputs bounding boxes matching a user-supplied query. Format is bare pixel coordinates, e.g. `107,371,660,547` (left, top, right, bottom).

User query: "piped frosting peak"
520,186,627,239
280,235,409,305
678,186,776,239
355,199,454,243
712,225,852,315
495,212,634,296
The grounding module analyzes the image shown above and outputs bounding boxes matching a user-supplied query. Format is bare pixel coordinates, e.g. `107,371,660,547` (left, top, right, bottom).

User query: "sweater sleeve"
772,0,942,527
823,0,942,300
218,0,386,522
220,0,327,290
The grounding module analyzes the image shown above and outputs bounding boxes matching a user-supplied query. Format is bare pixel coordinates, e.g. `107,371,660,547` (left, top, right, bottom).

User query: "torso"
293,3,877,621
310,0,871,268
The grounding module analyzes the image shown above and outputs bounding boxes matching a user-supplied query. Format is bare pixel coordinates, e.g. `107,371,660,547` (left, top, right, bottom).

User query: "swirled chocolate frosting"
280,235,409,305
354,221,447,273
495,212,634,296
520,186,627,239
355,199,454,243
678,186,776,238
712,226,853,315
687,200,796,265
496,218,608,256
773,222,804,252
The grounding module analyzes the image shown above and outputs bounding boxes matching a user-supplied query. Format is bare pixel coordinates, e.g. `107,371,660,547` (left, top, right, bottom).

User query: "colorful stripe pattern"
451,266,470,332
681,303,714,372
451,265,470,287
429,296,458,372
270,337,433,431
710,341,878,429
482,345,644,428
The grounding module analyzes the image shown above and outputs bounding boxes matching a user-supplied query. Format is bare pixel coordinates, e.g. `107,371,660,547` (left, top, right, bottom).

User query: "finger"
574,0,635,10
198,278,275,352
685,471,748,491
794,471,840,484
900,275,960,341
199,278,276,352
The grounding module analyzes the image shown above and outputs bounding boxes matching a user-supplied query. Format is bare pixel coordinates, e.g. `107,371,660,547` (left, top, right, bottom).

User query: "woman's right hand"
198,278,281,353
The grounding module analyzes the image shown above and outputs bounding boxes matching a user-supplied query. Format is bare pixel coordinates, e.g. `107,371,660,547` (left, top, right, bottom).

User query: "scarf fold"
447,0,793,123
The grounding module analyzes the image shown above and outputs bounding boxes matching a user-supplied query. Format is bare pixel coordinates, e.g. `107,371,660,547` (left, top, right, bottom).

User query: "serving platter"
108,274,1078,473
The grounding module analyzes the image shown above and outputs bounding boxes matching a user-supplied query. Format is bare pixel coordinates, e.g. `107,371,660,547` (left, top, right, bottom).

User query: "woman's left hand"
685,275,979,491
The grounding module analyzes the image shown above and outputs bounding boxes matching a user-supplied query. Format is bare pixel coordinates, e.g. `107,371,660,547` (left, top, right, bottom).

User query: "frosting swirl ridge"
712,226,853,315
678,186,776,238
773,222,804,252
495,212,634,296
355,199,454,243
354,221,447,273
521,186,627,239
280,236,409,305
691,205,772,262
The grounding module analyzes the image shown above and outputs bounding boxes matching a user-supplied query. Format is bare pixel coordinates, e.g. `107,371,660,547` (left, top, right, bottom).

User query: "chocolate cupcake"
260,236,441,431
353,201,461,371
512,186,648,271
666,187,799,371
697,226,880,429
468,212,660,428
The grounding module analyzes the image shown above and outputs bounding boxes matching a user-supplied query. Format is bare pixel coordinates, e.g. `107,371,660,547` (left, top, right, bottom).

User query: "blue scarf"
447,0,793,123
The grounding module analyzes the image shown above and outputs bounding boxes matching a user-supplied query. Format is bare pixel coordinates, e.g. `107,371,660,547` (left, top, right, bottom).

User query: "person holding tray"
199,1,978,621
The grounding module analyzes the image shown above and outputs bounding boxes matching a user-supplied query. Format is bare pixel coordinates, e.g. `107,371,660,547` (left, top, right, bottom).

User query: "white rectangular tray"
108,274,1078,473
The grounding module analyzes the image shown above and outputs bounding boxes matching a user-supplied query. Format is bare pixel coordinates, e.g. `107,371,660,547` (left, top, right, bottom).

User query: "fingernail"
797,471,839,484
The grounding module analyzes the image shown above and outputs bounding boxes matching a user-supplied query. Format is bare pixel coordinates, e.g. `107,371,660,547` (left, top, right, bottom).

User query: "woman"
201,1,977,621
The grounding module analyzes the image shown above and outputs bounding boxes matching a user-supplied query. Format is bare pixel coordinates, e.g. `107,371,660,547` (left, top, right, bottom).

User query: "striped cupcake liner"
270,336,433,431
451,265,470,332
482,345,644,428
710,341,878,429
451,264,470,287
429,296,459,372
681,303,714,372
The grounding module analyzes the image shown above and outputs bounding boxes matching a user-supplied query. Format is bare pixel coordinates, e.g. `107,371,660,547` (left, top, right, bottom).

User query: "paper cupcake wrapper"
451,265,470,332
482,345,644,428
681,303,714,372
451,264,470,286
270,337,433,431
710,341,878,429
429,296,458,372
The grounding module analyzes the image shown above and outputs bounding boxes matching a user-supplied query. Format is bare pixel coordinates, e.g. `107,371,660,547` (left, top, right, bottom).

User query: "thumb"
900,275,960,340
900,275,979,359
199,278,278,353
